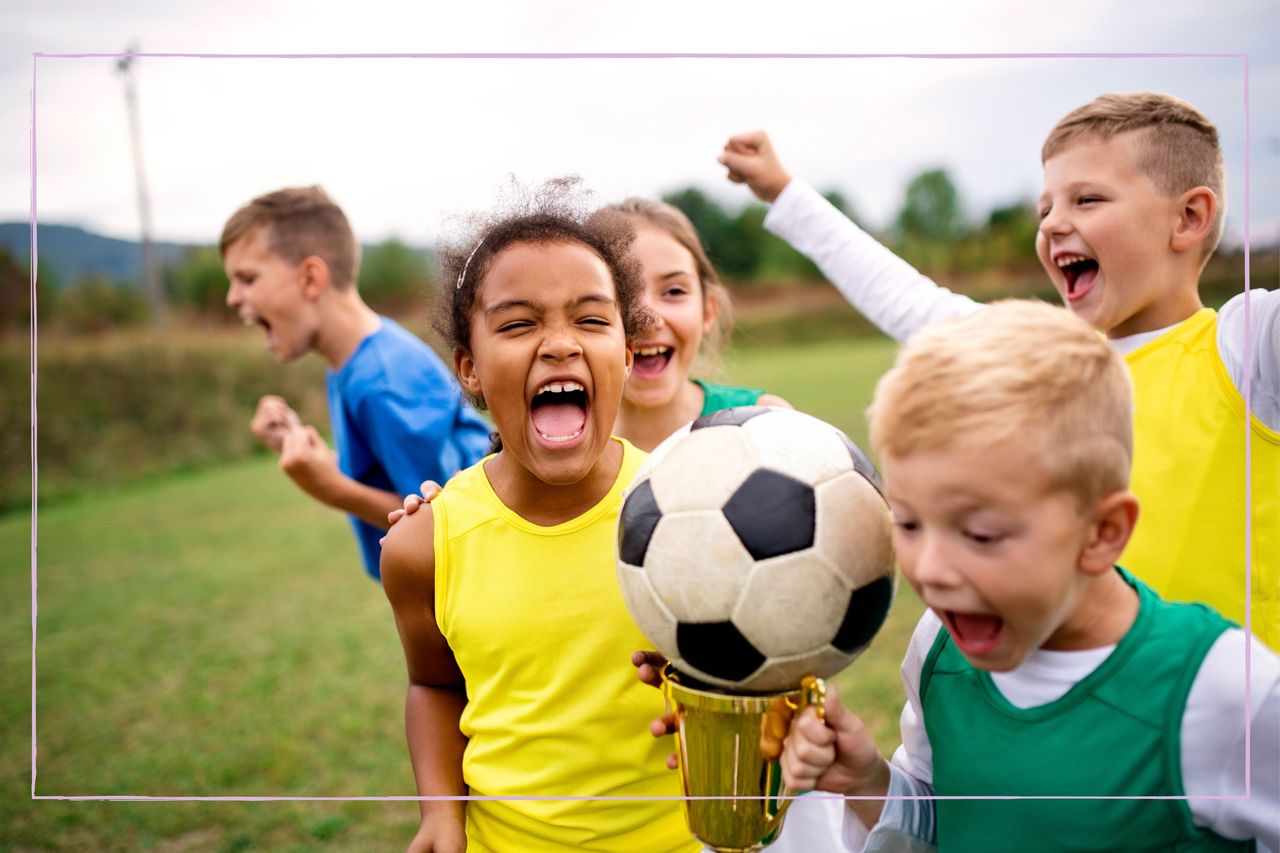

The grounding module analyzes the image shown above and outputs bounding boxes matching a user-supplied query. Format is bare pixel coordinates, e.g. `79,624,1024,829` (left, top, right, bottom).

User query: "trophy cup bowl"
663,665,826,853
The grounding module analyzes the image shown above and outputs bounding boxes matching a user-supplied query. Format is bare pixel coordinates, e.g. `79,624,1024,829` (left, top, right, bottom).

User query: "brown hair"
869,300,1133,509
219,186,361,288
435,178,653,409
593,198,734,368
1043,92,1226,261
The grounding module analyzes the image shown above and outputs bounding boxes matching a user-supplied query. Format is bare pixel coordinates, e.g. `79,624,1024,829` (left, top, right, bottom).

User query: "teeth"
1055,253,1090,268
538,381,585,395
240,313,258,326
539,427,585,442
636,345,671,357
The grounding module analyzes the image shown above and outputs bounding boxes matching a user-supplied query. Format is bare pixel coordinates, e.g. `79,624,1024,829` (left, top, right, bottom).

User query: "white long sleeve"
763,179,981,342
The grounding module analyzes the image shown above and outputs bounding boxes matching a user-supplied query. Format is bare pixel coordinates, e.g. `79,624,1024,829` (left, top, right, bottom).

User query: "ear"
1170,187,1216,254
298,255,330,301
1079,491,1139,576
701,285,719,335
454,347,483,398
623,340,634,378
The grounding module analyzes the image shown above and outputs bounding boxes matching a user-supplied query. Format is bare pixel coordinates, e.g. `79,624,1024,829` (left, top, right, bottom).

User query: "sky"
3,0,1278,251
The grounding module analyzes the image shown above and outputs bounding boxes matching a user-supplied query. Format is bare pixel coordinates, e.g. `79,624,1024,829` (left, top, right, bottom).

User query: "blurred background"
3,0,1277,849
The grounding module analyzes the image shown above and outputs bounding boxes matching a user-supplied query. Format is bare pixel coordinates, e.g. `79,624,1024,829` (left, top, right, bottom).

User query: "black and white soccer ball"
616,406,896,693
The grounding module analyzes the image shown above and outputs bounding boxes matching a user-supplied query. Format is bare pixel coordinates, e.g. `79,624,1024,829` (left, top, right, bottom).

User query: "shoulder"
380,505,437,608
756,393,792,409
1187,627,1280,716
1216,288,1280,348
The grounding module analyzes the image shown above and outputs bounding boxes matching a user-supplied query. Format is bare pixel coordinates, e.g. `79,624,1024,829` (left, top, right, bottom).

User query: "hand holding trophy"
616,407,896,853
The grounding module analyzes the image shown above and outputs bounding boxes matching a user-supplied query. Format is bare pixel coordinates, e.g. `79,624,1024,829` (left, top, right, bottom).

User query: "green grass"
4,334,917,851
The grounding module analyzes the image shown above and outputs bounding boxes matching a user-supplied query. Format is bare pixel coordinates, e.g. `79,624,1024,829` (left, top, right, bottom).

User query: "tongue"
531,402,587,438
952,613,1002,642
633,353,667,378
1070,265,1099,297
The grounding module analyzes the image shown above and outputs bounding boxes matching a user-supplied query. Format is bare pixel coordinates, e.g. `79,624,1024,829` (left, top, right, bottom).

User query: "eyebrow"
484,293,617,317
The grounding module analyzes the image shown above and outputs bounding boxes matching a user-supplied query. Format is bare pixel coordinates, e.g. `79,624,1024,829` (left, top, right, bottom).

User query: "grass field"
3,333,921,851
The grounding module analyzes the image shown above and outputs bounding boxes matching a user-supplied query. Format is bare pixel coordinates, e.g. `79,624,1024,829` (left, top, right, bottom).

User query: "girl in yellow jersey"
379,182,701,853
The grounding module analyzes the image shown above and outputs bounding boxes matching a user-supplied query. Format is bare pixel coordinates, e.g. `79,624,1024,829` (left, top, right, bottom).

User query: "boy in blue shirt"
221,186,490,580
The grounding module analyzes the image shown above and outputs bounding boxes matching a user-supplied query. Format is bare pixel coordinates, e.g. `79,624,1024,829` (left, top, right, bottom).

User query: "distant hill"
0,223,196,288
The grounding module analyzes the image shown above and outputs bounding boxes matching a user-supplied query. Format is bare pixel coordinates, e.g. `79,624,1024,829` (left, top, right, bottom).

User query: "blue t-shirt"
326,317,491,580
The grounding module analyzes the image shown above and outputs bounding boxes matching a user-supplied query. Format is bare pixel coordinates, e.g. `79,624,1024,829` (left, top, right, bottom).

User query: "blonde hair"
220,186,361,288
869,300,1133,508
593,198,734,369
1043,92,1226,262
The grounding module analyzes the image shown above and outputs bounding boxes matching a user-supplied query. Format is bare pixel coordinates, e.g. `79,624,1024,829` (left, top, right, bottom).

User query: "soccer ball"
616,406,896,693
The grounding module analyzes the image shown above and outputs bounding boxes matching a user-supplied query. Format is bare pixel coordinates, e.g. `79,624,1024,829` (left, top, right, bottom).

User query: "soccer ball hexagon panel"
617,407,896,692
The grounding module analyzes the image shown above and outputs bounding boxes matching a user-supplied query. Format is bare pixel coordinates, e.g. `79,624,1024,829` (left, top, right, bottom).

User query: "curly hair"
435,178,654,367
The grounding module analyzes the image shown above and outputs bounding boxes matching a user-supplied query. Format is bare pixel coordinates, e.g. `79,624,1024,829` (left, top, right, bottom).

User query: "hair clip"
457,236,486,291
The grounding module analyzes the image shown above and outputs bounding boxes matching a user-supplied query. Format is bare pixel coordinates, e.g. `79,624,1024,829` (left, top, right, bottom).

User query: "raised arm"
381,507,469,853
721,130,981,342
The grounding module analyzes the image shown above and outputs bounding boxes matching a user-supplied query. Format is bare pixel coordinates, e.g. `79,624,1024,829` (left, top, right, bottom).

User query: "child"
220,186,490,580
781,301,1278,852
386,197,793,512
594,198,791,450
719,93,1279,649
378,182,700,852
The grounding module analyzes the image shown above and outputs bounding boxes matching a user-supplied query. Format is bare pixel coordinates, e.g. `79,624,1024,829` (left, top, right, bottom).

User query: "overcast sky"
4,0,1278,250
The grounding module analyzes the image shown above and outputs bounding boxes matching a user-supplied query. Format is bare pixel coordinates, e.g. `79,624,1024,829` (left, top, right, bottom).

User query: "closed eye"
963,530,1003,545
579,316,612,327
497,320,534,333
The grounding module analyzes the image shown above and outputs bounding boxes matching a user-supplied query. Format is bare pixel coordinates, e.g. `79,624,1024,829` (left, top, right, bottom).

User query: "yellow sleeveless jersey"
432,438,699,853
1124,307,1279,650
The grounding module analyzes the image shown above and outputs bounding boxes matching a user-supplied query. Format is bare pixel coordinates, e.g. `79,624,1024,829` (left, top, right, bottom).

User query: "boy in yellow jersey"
781,301,1278,852
721,93,1279,648
379,182,700,853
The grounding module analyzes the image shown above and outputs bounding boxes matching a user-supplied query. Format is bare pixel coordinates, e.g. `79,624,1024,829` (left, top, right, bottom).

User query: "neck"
313,290,381,370
484,439,624,526
1043,567,1140,651
615,380,705,452
1106,268,1203,339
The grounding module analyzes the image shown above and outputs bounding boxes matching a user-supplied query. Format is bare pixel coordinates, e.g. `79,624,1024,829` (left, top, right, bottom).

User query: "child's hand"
405,812,466,853
630,651,680,770
388,480,444,526
278,426,341,500
250,395,301,453
719,130,793,203
781,690,889,797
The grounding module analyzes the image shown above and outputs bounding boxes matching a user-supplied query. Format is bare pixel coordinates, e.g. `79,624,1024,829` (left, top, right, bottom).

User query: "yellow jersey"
1125,307,1279,650
432,437,699,852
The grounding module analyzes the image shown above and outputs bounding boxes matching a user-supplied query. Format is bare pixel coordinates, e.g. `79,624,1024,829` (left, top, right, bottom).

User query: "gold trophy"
615,407,896,852
663,665,826,853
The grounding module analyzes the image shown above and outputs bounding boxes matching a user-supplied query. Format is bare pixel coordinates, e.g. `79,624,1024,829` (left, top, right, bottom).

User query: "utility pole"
115,44,166,327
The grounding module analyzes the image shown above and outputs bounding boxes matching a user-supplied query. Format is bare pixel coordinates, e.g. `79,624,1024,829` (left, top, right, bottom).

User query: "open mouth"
241,312,277,349
530,380,589,445
632,345,674,379
1056,253,1099,302
944,609,1005,656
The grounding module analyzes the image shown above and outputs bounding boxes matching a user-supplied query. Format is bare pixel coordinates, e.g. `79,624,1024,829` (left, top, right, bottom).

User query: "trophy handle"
787,675,826,722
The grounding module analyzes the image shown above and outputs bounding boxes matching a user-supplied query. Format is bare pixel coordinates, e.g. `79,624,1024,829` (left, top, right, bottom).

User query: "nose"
1038,204,1070,239
225,281,241,309
539,324,583,362
905,531,960,592
640,290,665,327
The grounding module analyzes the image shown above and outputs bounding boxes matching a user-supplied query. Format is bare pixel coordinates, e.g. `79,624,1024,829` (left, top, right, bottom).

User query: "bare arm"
279,426,402,529
382,507,468,852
